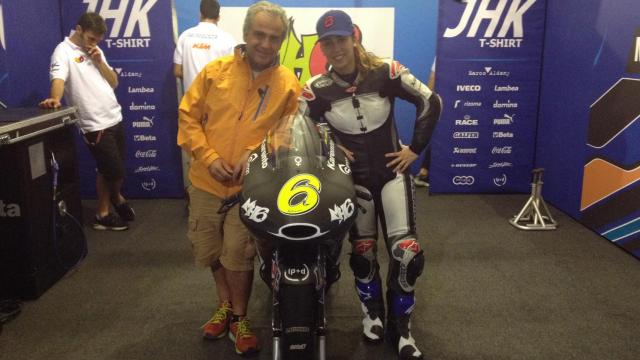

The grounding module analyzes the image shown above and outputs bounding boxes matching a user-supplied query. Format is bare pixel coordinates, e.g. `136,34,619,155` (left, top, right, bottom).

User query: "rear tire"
279,284,316,360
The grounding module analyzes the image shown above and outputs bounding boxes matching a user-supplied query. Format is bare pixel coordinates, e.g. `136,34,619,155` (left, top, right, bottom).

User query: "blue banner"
60,0,182,198
431,0,546,193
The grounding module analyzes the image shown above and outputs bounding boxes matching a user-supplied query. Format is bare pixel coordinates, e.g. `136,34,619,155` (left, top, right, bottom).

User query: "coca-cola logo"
135,149,158,158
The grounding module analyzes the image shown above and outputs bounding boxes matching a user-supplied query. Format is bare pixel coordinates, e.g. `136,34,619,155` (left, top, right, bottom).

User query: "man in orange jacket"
177,1,300,356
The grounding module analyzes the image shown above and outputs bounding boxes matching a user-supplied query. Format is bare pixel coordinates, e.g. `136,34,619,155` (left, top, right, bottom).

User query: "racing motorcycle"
238,112,357,360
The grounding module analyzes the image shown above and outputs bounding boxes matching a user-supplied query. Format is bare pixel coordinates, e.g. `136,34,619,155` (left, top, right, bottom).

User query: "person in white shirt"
40,12,135,231
173,0,237,92
173,0,237,190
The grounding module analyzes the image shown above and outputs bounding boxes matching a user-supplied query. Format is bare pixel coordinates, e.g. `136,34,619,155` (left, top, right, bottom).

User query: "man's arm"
39,79,65,109
174,63,183,79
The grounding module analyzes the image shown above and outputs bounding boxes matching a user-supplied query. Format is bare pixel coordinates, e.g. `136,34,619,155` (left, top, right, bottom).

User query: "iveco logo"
452,176,475,185
456,85,482,92
0,200,21,217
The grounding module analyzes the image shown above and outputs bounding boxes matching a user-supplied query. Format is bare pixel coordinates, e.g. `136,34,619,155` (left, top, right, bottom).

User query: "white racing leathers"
300,60,441,359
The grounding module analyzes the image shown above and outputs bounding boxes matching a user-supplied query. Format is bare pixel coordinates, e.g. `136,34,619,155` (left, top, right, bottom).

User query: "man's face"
76,26,104,50
243,11,285,71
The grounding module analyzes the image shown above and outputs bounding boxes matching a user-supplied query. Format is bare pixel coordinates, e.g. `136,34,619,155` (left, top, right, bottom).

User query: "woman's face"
319,35,356,75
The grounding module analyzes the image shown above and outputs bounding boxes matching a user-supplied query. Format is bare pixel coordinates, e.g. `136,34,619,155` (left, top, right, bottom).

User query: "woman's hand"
385,144,418,173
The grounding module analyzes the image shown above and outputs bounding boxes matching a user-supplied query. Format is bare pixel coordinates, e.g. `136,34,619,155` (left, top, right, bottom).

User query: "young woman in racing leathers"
299,10,442,360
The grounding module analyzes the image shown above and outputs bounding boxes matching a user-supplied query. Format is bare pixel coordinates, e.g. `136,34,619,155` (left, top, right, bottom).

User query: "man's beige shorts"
187,186,256,271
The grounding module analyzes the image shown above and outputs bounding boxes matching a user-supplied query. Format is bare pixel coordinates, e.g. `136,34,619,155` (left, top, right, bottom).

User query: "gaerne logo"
493,114,514,125
493,131,514,138
453,147,477,154
455,115,479,126
134,165,160,173
443,0,537,48
130,102,156,111
133,135,157,142
141,178,157,191
453,131,479,139
454,100,483,109
135,149,158,158
0,200,21,218
128,86,155,94
451,163,477,168
133,116,154,128
494,85,519,92
493,100,518,109
86,0,158,49
452,176,475,185
488,162,513,168
456,85,482,92
468,67,510,77
491,146,513,154
493,174,508,187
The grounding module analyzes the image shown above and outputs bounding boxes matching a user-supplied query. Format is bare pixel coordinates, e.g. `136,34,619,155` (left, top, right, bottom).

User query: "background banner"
60,0,183,198
537,0,640,258
431,0,546,193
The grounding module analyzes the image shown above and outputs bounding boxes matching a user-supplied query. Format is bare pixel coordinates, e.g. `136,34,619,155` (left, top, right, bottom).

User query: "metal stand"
509,168,558,230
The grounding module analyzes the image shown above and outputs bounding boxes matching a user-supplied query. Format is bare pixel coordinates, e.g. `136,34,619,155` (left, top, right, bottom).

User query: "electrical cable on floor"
0,299,21,325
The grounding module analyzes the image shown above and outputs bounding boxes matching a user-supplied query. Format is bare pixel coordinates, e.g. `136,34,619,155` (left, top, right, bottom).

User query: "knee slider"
350,238,379,282
389,236,425,292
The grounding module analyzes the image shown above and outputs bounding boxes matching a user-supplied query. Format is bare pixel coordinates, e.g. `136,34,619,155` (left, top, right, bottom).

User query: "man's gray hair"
243,1,289,40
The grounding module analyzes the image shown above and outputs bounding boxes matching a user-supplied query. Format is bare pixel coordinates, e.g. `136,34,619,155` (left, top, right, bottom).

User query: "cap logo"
324,16,335,28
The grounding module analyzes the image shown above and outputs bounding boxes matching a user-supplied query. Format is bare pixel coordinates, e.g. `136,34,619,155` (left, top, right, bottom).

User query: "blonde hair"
353,40,384,75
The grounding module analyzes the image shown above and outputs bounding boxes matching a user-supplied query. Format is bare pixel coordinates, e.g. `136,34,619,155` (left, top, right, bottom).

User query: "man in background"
40,12,135,231
173,0,236,92
174,0,237,190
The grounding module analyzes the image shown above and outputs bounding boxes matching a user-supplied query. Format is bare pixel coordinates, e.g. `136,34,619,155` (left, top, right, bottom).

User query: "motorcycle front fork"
271,247,327,360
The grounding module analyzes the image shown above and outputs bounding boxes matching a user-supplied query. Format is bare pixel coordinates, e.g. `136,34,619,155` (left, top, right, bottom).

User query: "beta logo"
443,0,537,48
0,200,21,217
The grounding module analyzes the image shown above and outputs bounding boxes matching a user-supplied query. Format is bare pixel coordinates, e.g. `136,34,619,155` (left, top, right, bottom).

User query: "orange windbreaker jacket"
177,46,301,198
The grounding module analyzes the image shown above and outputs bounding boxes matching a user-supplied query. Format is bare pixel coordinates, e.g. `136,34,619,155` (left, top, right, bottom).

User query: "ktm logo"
74,55,86,63
192,43,211,50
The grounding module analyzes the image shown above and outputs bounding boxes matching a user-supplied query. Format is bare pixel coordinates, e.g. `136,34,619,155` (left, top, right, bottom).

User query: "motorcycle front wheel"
279,284,316,360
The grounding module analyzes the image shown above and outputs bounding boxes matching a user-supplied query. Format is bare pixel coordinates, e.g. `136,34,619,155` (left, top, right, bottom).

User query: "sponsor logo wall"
61,0,182,198
431,0,546,193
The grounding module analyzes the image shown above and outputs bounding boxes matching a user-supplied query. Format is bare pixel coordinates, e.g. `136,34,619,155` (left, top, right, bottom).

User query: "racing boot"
355,274,385,343
386,290,423,360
